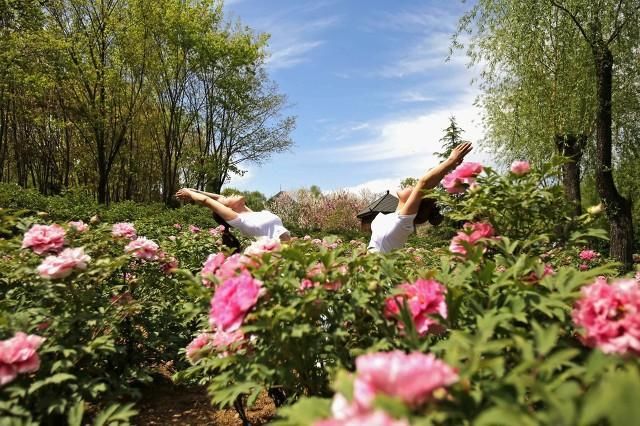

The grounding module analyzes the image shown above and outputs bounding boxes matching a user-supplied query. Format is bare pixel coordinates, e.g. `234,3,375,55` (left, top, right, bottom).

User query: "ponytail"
212,213,242,254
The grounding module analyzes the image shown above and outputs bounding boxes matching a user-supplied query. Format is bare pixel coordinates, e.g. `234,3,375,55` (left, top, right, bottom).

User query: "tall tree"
436,116,465,161
457,0,639,267
46,0,151,203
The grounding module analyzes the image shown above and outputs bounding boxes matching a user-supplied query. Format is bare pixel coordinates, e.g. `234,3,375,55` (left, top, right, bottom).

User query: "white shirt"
367,212,416,253
227,210,289,240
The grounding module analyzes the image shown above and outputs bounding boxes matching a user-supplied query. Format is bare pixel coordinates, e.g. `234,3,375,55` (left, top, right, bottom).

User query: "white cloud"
268,41,325,70
338,177,404,195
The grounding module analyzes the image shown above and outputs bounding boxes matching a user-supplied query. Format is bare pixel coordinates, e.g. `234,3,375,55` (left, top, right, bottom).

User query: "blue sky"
224,0,487,196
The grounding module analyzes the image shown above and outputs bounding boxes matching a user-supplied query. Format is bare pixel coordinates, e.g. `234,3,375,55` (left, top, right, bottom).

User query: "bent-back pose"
368,142,473,253
176,188,291,241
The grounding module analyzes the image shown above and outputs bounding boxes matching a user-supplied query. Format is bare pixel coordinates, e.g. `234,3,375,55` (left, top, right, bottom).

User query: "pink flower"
314,410,409,426
112,222,136,239
579,263,589,271
189,225,201,233
244,237,281,257
209,271,263,332
173,223,182,230
124,237,159,261
22,224,66,255
353,351,458,409
384,279,448,336
449,222,495,256
201,253,227,287
201,253,253,285
299,279,316,291
303,235,312,240
159,252,178,274
524,263,555,283
185,330,244,363
579,249,600,262
442,162,483,194
37,247,91,279
0,332,46,386
68,221,89,232
209,225,225,236
573,277,640,355
510,160,531,176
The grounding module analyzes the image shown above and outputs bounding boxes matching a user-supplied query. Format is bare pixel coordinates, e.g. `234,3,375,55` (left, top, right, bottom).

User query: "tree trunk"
555,134,586,215
593,44,633,270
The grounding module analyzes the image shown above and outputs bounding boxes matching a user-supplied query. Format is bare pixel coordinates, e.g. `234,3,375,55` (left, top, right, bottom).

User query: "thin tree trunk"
555,133,585,215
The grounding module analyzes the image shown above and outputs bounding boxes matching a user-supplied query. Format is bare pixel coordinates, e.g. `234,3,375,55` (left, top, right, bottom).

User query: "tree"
457,0,639,268
436,116,465,161
46,0,151,203
400,177,418,189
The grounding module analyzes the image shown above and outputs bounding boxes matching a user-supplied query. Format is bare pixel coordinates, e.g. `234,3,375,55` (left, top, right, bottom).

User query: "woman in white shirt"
175,188,291,242
368,142,473,253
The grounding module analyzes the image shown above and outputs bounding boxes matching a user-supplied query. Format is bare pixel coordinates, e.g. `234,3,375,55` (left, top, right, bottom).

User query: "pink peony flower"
158,252,178,274
579,249,600,262
185,330,245,363
352,351,458,409
244,237,281,257
0,332,46,386
442,162,483,194
22,224,66,255
524,263,555,283
449,222,495,256
189,225,201,233
579,263,589,271
68,220,89,232
573,277,640,355
384,279,448,336
201,253,227,287
173,223,182,230
37,247,91,279
510,160,531,176
209,271,263,332
314,410,409,426
209,225,226,236
303,235,312,240
125,237,159,261
112,222,136,239
299,278,316,291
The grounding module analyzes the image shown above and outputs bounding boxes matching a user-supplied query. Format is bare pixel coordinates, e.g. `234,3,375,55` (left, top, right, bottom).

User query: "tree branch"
549,0,592,45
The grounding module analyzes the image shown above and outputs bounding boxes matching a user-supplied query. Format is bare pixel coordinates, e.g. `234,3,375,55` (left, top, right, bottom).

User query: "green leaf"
272,397,331,426
67,400,85,426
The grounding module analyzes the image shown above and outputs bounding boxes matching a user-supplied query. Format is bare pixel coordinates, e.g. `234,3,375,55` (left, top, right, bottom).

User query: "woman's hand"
448,142,473,166
175,188,195,202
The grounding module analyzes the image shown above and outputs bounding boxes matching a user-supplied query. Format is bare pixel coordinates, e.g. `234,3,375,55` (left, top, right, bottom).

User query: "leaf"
93,403,138,426
271,397,331,426
67,400,85,426
532,321,559,356
474,406,538,426
28,373,76,394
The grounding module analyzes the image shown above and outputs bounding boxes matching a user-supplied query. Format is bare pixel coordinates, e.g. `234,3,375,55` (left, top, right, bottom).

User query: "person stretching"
368,142,473,253
175,188,291,242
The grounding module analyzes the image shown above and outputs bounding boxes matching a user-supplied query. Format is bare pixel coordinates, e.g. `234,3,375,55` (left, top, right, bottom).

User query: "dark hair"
414,198,444,226
212,213,242,254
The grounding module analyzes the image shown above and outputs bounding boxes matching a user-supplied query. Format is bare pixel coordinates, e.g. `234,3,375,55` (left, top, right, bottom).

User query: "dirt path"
134,379,276,425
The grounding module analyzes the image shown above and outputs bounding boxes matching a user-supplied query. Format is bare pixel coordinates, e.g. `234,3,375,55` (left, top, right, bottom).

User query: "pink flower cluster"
523,263,555,284
37,247,91,279
316,351,458,425
189,225,201,233
510,160,531,176
22,224,66,255
442,162,483,194
201,252,254,286
573,277,640,355
112,222,136,239
244,237,281,257
0,332,46,386
449,222,495,257
209,271,263,332
385,279,448,336
578,249,600,271
185,329,245,363
209,225,226,236
299,262,344,292
125,237,160,261
68,220,89,232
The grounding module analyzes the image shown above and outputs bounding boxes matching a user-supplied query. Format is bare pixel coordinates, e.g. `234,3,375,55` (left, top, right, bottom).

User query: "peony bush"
1,160,640,425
